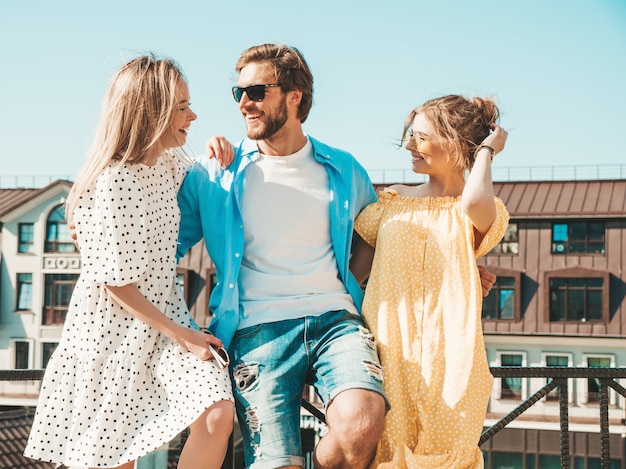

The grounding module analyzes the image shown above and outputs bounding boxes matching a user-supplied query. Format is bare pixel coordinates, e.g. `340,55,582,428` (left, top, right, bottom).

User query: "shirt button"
234,253,240,258
229,283,234,289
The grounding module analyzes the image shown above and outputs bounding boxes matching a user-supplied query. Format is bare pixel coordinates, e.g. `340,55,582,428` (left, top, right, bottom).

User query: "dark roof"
373,180,626,219
494,180,626,218
0,180,72,219
0,189,38,219
0,407,54,468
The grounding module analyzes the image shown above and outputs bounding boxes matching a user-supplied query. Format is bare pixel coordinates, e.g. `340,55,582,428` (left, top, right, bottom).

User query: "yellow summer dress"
355,190,509,469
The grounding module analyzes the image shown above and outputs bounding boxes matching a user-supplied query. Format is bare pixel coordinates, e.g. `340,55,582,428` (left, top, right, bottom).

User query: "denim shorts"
228,309,386,469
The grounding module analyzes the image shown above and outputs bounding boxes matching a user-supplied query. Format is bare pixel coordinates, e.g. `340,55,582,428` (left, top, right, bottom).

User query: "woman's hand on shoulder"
206,136,234,169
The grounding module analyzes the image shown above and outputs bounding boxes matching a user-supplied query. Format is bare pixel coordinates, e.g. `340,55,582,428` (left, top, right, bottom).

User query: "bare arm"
350,234,375,286
105,283,224,361
461,124,508,237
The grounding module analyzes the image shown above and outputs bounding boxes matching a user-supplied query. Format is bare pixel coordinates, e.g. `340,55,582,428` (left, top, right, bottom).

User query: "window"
176,267,193,305
499,353,524,400
177,273,185,293
575,456,622,469
482,276,515,319
538,455,562,469
585,356,612,404
544,354,571,401
481,267,521,321
18,222,35,253
552,221,604,254
545,267,609,323
45,204,76,252
491,223,519,254
491,452,523,469
549,277,603,322
16,273,33,311
43,273,78,325
42,342,58,368
14,340,30,369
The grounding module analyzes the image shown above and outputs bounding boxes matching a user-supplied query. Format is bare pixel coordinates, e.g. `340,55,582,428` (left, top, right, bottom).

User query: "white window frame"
541,352,574,404
11,339,34,369
15,272,34,312
495,350,528,401
581,353,616,406
41,341,59,368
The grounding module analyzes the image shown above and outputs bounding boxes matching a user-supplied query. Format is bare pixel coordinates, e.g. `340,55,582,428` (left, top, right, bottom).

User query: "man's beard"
246,95,288,141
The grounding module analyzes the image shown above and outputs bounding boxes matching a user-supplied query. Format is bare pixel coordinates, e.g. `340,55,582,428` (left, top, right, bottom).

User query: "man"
177,43,387,469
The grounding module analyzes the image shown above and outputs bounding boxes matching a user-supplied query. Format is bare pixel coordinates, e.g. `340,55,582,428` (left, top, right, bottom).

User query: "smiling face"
405,113,453,175
161,79,197,150
236,62,289,141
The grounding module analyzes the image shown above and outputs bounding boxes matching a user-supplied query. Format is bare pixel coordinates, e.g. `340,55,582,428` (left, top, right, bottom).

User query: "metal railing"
3,164,626,189
2,367,625,468
484,367,626,469
368,164,626,184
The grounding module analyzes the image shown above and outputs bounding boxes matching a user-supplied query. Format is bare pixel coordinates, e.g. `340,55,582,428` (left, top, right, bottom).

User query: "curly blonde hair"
402,95,500,171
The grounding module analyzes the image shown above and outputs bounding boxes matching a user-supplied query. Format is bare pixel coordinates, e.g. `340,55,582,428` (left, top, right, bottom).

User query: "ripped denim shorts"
228,309,386,469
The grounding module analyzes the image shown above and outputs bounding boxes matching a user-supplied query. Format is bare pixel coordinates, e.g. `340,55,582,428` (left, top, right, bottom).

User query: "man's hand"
206,136,234,169
478,265,496,297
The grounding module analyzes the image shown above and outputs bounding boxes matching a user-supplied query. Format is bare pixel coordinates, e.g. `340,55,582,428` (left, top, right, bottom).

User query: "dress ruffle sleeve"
74,166,148,286
475,197,509,258
354,198,387,248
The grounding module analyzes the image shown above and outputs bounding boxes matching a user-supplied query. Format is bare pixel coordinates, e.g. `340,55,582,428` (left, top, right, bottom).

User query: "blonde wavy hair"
402,95,500,171
66,54,189,220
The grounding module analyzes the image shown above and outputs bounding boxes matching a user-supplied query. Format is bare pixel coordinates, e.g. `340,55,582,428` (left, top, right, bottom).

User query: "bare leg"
313,389,386,469
178,399,234,469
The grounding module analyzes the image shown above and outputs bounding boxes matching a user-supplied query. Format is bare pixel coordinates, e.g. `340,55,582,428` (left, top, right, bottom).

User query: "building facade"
479,180,626,468
0,180,216,407
1,178,625,467
0,181,76,406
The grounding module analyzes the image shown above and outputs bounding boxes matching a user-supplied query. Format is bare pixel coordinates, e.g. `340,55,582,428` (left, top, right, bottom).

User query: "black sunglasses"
232,83,281,103
208,344,230,369
202,329,230,369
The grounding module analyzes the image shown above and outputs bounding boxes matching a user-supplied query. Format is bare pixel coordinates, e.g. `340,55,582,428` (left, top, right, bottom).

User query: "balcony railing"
368,164,626,184
2,367,625,468
485,367,626,469
3,164,626,189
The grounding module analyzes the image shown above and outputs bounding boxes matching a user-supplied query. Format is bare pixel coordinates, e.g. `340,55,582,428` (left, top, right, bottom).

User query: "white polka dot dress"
355,190,509,469
24,155,233,468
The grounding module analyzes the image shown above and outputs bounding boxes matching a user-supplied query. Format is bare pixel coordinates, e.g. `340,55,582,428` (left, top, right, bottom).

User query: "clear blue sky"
1,0,625,183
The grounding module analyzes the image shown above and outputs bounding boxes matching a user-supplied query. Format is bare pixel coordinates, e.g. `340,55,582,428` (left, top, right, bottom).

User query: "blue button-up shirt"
177,136,376,349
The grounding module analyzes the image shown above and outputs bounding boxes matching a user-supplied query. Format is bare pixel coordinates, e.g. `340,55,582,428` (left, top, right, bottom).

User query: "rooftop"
0,407,54,468
0,180,72,219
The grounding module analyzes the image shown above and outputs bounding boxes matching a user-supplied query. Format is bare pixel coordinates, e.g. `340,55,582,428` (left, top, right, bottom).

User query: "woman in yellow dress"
351,95,509,468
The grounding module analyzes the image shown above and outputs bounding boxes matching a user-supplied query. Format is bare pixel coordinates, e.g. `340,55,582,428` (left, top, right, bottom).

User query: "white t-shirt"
238,139,358,329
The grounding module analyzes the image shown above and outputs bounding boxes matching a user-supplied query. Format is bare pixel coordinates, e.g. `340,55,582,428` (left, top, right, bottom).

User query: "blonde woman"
24,54,233,469
351,95,509,468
